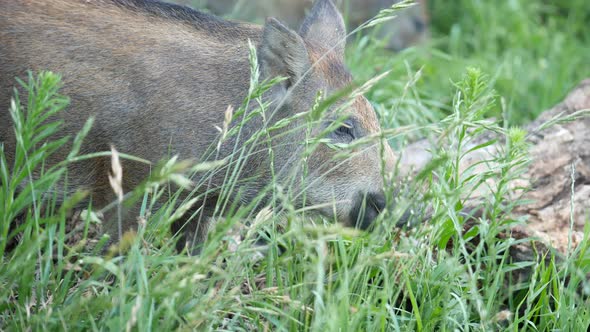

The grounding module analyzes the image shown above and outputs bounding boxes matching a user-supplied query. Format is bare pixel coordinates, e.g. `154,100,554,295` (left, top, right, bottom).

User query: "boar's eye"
334,120,355,141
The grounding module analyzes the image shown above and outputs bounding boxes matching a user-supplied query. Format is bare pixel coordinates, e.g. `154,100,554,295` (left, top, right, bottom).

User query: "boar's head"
253,0,396,229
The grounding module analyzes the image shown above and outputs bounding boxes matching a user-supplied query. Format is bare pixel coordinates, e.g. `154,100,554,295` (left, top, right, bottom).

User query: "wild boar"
0,0,396,252
190,0,429,51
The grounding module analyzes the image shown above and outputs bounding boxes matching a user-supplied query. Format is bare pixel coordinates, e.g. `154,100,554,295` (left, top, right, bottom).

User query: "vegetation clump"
1,0,589,330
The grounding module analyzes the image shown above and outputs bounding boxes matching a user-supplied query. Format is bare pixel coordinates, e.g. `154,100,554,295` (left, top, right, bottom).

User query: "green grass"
1,1,590,330
348,0,590,128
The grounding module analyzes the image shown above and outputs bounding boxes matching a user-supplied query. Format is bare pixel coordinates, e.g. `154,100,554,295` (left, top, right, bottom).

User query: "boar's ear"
299,0,346,60
259,18,310,89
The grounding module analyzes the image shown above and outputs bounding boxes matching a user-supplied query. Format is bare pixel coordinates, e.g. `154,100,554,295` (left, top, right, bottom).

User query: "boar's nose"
350,192,386,230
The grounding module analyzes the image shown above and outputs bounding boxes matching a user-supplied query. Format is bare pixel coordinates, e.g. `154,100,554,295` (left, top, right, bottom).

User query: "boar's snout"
350,191,387,230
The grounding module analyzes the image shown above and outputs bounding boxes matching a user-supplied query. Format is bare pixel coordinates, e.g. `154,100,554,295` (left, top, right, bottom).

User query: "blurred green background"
350,0,589,129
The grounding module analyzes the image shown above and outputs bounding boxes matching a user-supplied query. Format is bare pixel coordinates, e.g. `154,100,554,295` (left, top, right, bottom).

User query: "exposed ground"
401,80,590,254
